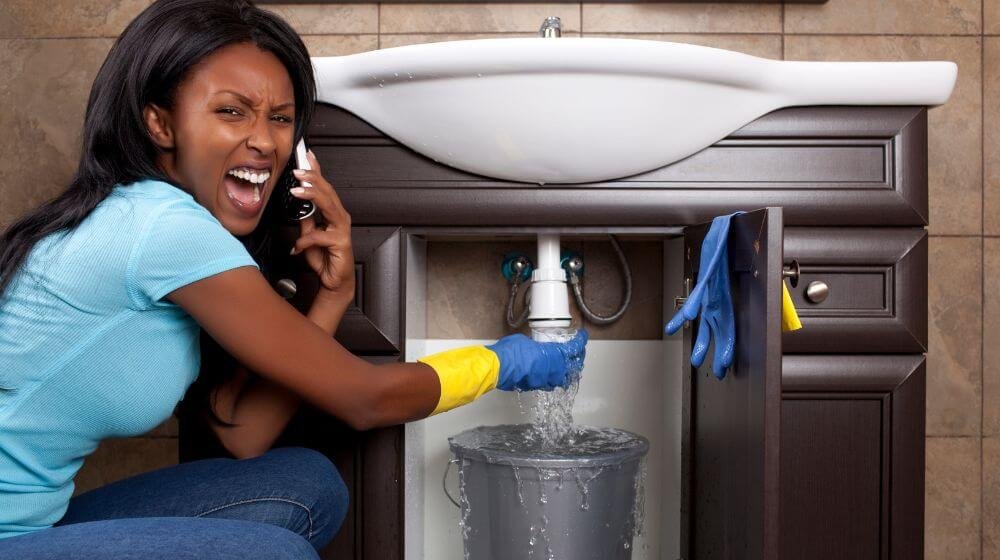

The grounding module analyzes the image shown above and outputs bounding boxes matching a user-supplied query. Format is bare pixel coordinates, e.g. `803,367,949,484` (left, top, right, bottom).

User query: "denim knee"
266,447,349,550
0,518,321,560
235,521,323,560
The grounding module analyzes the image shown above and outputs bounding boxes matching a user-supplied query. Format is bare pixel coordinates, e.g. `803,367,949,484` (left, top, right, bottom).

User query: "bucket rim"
447,424,650,468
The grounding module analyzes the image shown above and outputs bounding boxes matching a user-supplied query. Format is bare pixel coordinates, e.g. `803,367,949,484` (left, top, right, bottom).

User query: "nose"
246,117,277,155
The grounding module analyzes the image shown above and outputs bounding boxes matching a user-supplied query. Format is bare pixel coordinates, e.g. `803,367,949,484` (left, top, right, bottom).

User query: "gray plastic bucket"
447,424,649,560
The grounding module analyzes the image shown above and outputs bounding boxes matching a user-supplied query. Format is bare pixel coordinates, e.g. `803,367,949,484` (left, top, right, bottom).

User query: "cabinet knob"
805,280,829,304
276,278,297,299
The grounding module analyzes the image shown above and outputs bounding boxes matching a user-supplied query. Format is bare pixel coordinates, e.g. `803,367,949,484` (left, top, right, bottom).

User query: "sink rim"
310,37,957,184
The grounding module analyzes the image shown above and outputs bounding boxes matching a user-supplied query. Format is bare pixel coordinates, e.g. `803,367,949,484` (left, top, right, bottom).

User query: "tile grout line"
982,1,986,557
11,31,994,41
780,0,785,60
372,32,970,38
0,30,984,40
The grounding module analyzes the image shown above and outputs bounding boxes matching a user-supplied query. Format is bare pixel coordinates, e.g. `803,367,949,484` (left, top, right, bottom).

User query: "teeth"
227,168,271,184
252,184,260,203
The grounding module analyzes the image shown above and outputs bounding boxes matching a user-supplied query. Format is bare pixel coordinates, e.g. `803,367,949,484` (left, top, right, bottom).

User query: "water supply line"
566,235,632,325
503,235,632,329
504,256,531,329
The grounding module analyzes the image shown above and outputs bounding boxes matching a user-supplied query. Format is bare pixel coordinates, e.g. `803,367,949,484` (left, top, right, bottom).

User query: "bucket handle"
443,458,461,508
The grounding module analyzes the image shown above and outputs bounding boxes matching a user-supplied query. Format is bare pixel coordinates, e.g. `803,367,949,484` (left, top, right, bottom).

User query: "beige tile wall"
0,1,994,556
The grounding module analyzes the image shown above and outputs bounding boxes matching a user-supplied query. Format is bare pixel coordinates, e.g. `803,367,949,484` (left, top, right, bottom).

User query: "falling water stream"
449,326,648,559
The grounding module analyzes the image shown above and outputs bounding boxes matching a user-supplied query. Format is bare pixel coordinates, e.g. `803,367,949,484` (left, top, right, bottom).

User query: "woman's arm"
206,293,352,459
207,365,300,458
170,152,585,448
167,266,440,433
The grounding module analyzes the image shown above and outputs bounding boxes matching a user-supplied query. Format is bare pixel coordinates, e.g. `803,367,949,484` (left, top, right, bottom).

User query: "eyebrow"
215,89,294,111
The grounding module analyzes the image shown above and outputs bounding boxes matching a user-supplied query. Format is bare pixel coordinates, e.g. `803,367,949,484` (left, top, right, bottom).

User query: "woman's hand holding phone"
289,148,356,309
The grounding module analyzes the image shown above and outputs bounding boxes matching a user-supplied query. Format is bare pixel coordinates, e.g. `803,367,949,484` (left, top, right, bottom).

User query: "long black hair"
0,0,316,430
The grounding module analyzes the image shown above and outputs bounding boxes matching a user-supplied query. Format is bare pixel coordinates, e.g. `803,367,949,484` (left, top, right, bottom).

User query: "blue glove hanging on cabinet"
665,212,744,379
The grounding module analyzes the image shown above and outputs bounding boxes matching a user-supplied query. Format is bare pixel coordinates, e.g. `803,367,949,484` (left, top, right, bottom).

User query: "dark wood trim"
783,228,928,353
308,104,927,228
359,405,404,559
782,354,925,392
306,355,402,560
269,1,827,4
285,226,403,354
890,357,926,560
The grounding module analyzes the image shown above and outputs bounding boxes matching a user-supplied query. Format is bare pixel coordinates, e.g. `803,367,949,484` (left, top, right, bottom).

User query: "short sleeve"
126,198,259,309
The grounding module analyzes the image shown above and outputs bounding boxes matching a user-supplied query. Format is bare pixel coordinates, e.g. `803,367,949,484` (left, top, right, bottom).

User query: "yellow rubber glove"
418,346,500,416
782,279,803,333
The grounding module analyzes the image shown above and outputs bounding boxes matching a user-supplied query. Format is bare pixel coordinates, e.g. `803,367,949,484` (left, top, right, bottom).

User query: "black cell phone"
282,138,316,222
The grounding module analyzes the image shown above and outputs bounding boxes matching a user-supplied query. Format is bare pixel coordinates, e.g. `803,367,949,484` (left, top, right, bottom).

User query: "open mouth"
223,167,270,215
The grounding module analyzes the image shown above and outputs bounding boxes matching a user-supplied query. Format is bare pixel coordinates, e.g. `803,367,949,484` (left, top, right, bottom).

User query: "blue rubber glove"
486,329,589,391
665,212,743,379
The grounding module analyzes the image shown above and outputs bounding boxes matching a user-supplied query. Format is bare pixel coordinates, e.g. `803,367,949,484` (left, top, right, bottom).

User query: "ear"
143,103,175,150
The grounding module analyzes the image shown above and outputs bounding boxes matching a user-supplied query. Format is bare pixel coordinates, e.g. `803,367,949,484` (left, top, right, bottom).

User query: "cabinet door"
780,355,925,560
682,208,783,560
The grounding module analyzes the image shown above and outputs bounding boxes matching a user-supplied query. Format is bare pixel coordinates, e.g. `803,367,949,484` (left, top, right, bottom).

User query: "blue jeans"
0,446,349,559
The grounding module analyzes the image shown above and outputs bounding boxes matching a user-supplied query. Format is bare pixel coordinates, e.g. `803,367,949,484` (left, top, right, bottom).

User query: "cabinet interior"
402,232,687,560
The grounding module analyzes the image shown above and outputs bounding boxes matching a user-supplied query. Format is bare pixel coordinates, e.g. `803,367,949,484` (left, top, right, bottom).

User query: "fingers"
690,312,710,368
562,329,589,358
291,158,351,232
298,206,316,238
306,148,321,173
290,226,351,255
289,174,349,224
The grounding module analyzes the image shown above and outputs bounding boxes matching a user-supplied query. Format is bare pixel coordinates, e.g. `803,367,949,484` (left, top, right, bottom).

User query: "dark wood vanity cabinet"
180,103,929,560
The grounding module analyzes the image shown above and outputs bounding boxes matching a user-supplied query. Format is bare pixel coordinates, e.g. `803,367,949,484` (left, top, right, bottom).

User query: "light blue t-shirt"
0,178,259,539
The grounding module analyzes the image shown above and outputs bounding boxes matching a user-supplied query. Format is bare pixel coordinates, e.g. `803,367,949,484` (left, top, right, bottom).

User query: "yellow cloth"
782,280,803,332
417,345,500,415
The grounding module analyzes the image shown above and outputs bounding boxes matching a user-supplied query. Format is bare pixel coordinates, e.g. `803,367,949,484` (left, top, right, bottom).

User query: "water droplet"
512,465,525,505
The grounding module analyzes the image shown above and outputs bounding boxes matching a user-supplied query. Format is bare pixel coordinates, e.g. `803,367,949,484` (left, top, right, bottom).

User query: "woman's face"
144,42,296,236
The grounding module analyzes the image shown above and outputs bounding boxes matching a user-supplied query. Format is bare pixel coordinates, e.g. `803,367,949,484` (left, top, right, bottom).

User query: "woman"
0,1,588,558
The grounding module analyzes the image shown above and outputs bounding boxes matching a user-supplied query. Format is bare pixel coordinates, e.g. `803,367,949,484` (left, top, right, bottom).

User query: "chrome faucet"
539,16,561,38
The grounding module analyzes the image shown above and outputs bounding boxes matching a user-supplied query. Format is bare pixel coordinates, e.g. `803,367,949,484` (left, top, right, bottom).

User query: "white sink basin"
313,38,957,184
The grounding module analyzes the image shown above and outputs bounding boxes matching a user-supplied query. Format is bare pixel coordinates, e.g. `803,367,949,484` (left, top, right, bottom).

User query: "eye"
217,106,242,117
272,115,293,124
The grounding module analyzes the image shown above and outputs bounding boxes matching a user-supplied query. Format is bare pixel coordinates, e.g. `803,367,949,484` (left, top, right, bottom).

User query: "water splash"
457,458,472,560
631,457,648,537
512,464,525,505
521,327,584,447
